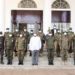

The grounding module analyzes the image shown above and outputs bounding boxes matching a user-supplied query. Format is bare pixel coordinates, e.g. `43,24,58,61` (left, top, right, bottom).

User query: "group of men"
0,27,75,65
0,28,45,65
46,27,75,65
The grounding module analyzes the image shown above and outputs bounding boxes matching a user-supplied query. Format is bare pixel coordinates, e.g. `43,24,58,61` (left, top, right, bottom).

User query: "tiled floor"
0,52,75,75
0,68,75,75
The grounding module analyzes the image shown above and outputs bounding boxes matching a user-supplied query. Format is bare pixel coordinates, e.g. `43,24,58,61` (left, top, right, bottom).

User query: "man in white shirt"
29,33,41,65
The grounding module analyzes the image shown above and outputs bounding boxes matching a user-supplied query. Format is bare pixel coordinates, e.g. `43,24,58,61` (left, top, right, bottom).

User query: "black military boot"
1,57,4,64
18,60,23,65
48,61,54,65
74,60,75,65
10,60,12,65
7,61,10,65
1,61,4,64
29,51,32,56
7,59,12,65
18,62,23,65
48,61,51,65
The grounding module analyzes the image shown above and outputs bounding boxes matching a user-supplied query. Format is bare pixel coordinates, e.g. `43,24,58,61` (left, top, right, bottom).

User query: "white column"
71,3,75,33
43,0,51,34
0,0,4,34
5,9,12,32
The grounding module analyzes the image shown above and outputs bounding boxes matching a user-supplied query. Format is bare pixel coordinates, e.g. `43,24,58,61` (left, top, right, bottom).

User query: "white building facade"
0,0,75,34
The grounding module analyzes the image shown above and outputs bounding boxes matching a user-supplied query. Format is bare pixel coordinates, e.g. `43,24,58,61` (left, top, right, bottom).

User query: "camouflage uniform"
0,32,4,64
23,29,30,55
54,32,61,57
5,33,14,64
16,34,26,65
4,32,10,57
14,30,19,56
46,34,55,65
61,34,68,62
68,31,74,53
72,35,75,65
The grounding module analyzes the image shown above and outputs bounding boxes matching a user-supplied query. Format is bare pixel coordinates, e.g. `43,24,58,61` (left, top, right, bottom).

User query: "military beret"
69,27,72,30
6,28,9,30
30,30,33,32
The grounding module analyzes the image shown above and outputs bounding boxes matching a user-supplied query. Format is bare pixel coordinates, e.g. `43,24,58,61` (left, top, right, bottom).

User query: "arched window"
52,0,70,9
18,0,37,8
51,0,71,32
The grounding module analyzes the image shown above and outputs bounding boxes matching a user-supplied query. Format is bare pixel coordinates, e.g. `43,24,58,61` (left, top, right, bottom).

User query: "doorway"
11,10,43,33
19,23,27,32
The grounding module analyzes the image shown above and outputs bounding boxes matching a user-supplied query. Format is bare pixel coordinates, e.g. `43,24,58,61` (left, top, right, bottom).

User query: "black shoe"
48,62,54,65
29,52,32,56
32,64,34,65
51,63,54,65
29,54,32,56
1,62,4,64
7,63,12,65
18,63,23,65
35,64,38,65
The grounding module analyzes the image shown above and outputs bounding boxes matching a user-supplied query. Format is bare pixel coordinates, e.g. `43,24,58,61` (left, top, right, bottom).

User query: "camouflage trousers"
17,50,25,64
74,52,75,65
6,49,13,64
0,49,4,64
61,49,68,62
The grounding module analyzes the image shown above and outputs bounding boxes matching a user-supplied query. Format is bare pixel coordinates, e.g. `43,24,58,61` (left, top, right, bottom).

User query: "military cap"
30,30,33,32
69,27,72,30
6,28,9,30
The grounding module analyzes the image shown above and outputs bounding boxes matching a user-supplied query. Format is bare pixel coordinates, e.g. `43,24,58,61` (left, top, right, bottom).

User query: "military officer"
0,32,4,64
5,33,14,64
72,35,75,65
23,28,30,54
4,28,10,57
54,30,61,57
45,31,55,65
68,27,74,57
14,28,19,56
16,33,26,65
61,32,68,63
4,28,10,39
37,30,45,55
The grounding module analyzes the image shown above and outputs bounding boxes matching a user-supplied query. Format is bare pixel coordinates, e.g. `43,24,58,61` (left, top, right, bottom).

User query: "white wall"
43,0,51,34
0,0,75,34
0,0,4,34
69,0,75,33
4,0,44,32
